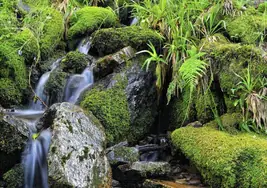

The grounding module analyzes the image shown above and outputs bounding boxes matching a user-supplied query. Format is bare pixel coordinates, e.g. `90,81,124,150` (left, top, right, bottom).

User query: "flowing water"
30,59,60,110
5,38,94,188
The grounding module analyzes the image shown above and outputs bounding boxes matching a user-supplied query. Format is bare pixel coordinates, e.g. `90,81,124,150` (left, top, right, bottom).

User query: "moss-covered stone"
205,113,243,133
171,125,267,187
226,7,267,44
80,75,130,144
24,7,64,60
201,35,267,112
3,164,23,188
68,6,118,40
0,8,18,36
45,71,67,105
0,31,34,107
60,51,88,74
91,26,163,56
22,0,50,8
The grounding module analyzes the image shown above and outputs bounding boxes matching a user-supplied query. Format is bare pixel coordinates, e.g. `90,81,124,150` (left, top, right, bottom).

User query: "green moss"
68,6,118,39
0,79,22,107
205,113,243,133
258,2,267,13
81,75,130,144
91,26,163,56
0,9,18,36
226,8,267,44
201,35,267,113
61,51,88,74
61,152,72,166
171,125,267,187
0,30,34,107
3,164,24,188
14,28,39,64
22,0,50,8
24,7,64,60
44,71,67,105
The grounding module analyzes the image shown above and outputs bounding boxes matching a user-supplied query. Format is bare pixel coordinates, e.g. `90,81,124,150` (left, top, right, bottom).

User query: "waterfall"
64,67,94,104
30,59,60,110
22,129,51,188
130,17,138,25
5,37,94,188
77,37,91,55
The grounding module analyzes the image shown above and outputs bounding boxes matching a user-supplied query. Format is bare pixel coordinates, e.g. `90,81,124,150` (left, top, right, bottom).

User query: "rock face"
38,103,111,187
81,55,158,144
0,108,29,177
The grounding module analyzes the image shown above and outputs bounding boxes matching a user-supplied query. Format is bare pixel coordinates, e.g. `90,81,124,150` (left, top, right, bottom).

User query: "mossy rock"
171,125,267,187
68,6,118,40
24,7,64,60
81,55,157,144
3,164,24,188
0,8,18,36
44,70,67,105
0,30,37,107
91,26,163,56
81,75,130,144
201,35,267,112
60,51,88,74
21,0,50,8
226,7,267,44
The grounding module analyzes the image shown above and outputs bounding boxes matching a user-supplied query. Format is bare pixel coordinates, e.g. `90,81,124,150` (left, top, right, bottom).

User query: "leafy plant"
137,41,168,99
232,66,267,132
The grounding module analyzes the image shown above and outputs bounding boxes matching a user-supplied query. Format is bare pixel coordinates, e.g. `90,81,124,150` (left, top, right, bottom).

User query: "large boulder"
0,109,29,177
80,55,158,144
38,103,111,187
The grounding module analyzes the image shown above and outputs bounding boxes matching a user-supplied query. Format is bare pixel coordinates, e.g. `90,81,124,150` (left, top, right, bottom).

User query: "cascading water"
23,129,52,188
64,67,94,104
30,59,60,110
6,37,94,188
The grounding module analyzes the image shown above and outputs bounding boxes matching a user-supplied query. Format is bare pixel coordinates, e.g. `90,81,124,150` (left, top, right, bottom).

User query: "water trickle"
64,67,94,104
130,17,138,25
30,59,61,110
77,37,91,54
22,129,52,188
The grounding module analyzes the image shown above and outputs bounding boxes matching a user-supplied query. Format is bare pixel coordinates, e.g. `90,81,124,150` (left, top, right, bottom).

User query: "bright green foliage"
0,79,22,107
171,125,267,187
61,51,88,74
91,26,162,56
0,9,18,36
258,2,267,13
24,7,64,60
13,28,39,64
226,8,267,44
68,6,117,39
22,0,50,8
0,32,31,107
81,75,130,144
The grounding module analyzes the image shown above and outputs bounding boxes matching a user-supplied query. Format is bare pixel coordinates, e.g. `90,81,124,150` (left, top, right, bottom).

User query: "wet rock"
38,102,111,187
3,164,24,188
81,55,157,144
0,109,29,177
94,46,136,80
113,162,171,183
107,146,139,166
112,179,121,188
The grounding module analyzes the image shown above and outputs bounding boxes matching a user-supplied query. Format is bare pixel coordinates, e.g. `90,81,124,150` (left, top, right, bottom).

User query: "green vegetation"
24,7,64,60
68,6,117,39
61,51,88,74
3,164,24,188
81,75,130,144
171,125,267,187
91,26,162,56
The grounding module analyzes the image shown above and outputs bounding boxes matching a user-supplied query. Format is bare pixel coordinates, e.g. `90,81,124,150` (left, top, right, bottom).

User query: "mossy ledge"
91,26,163,56
68,6,118,40
171,125,267,187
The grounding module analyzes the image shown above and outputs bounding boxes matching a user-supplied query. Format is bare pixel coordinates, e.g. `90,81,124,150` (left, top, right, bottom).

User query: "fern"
178,46,208,120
